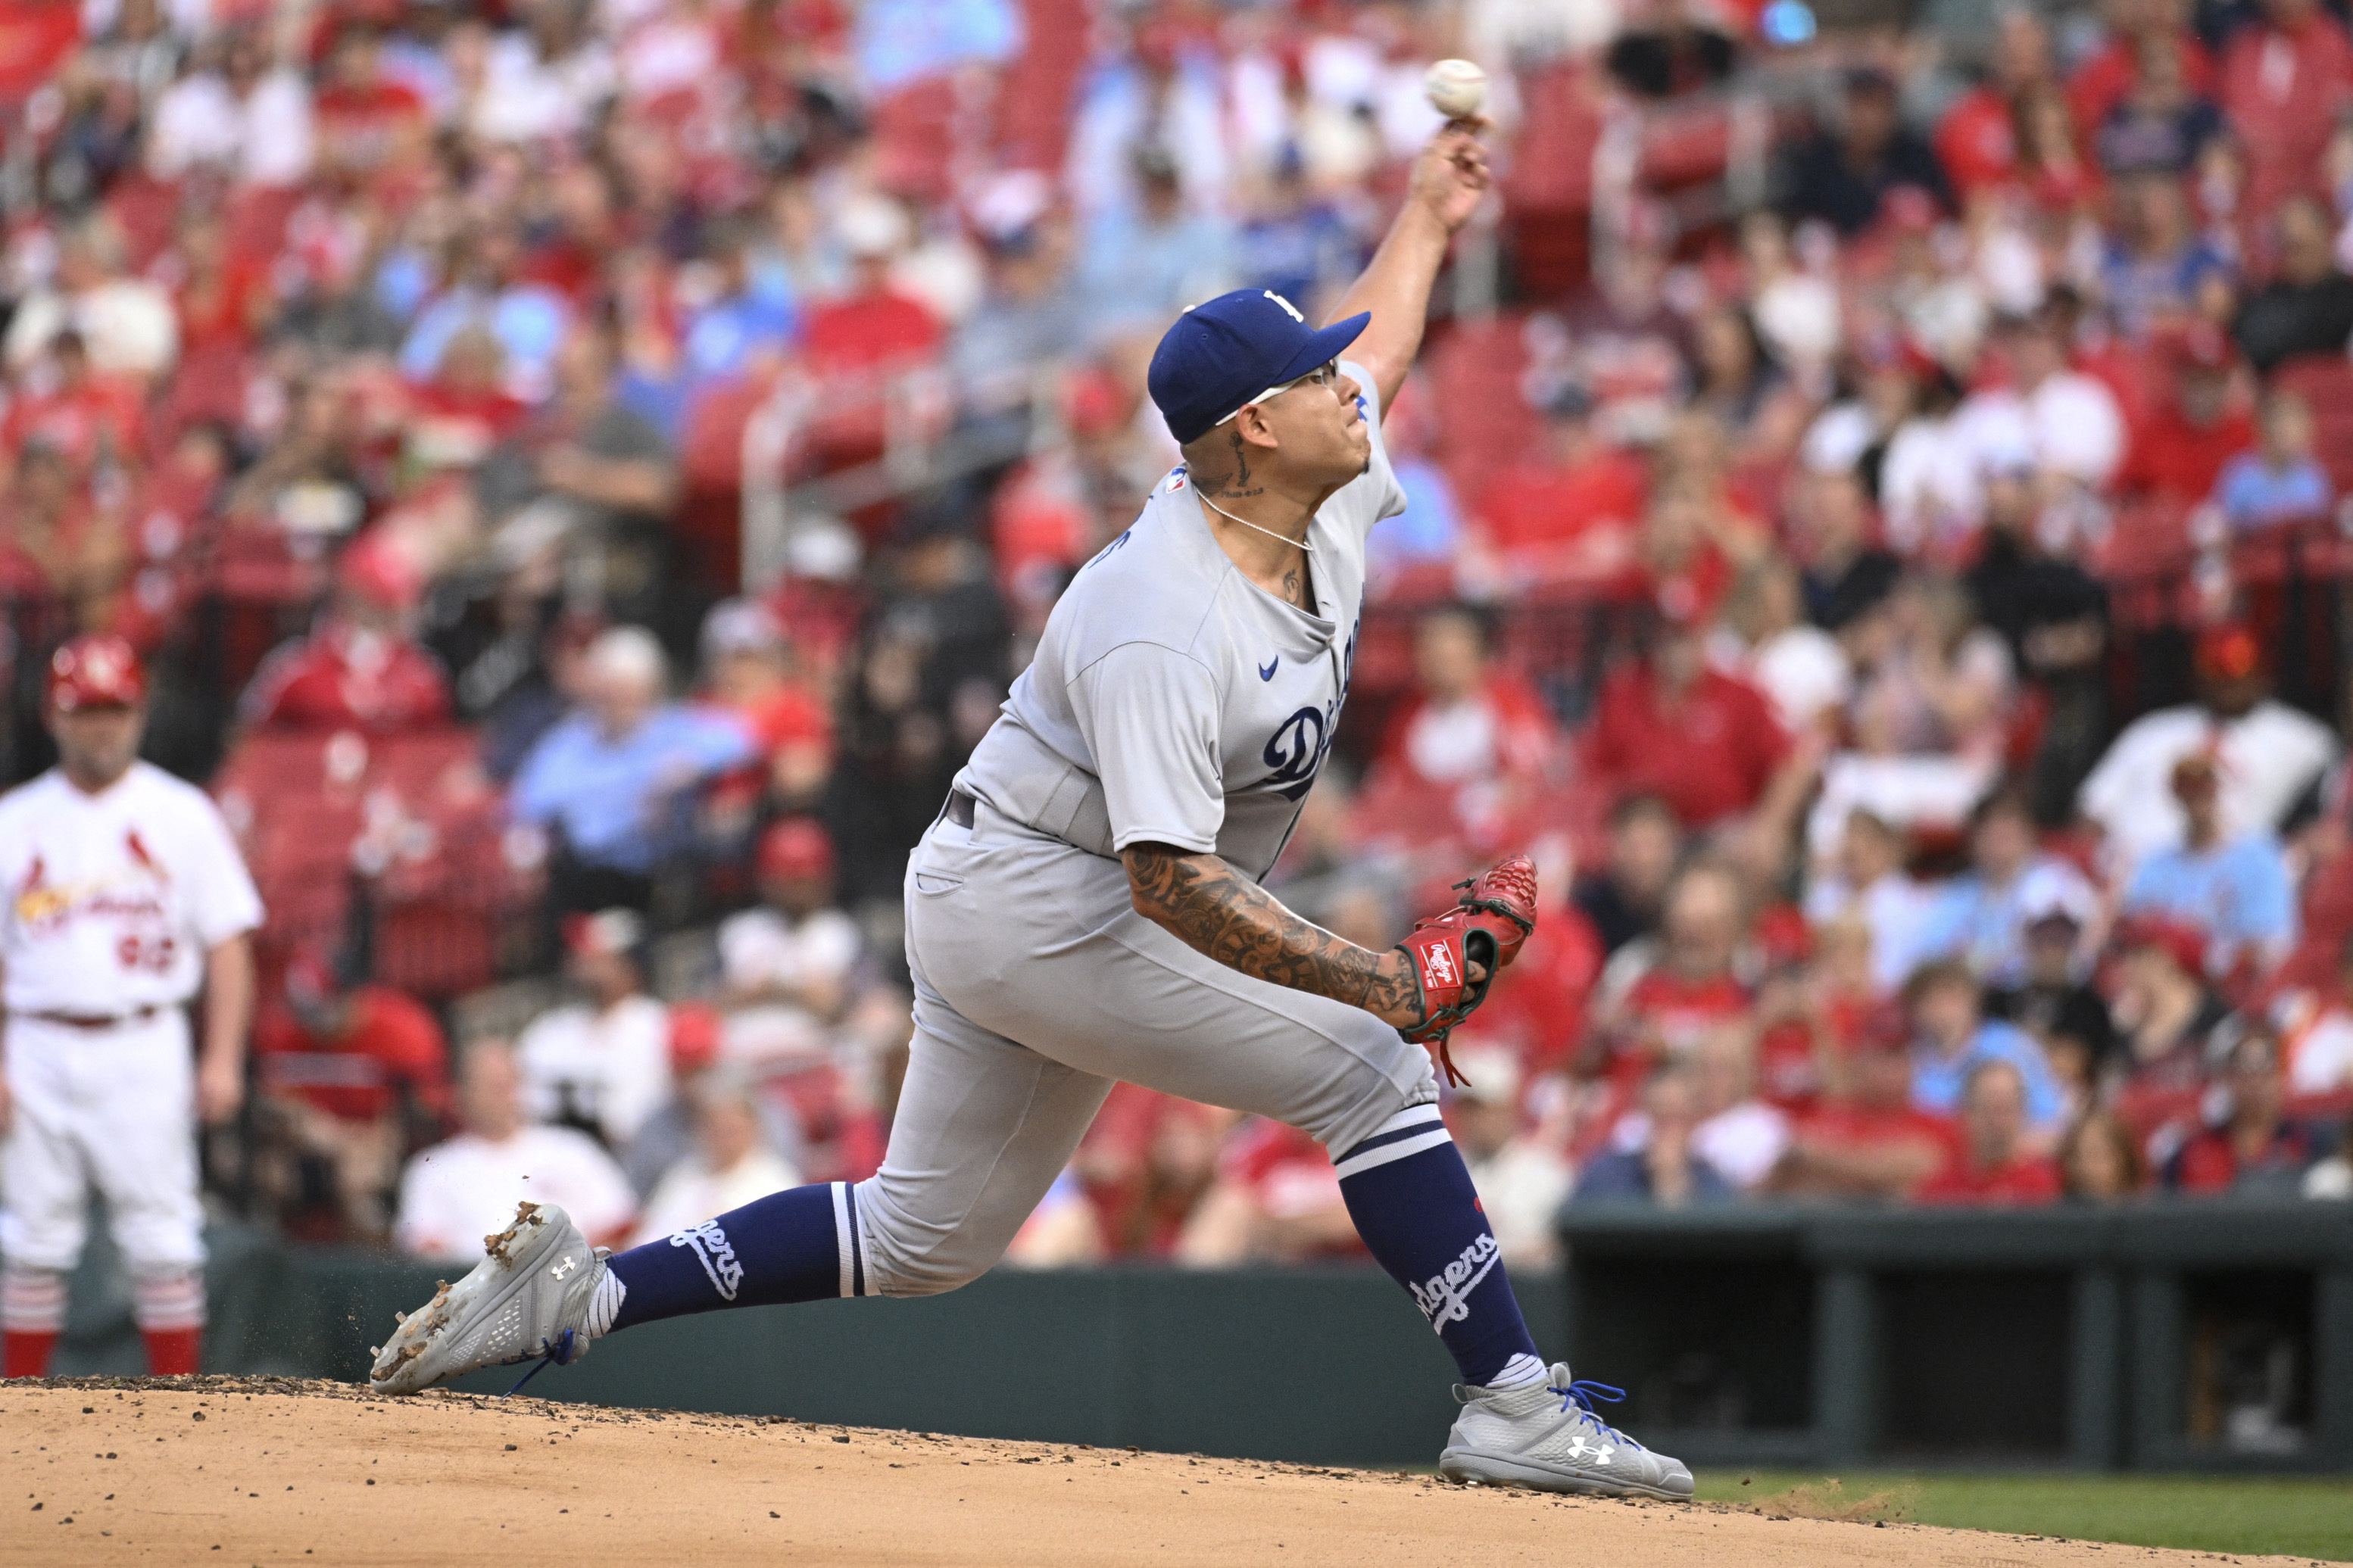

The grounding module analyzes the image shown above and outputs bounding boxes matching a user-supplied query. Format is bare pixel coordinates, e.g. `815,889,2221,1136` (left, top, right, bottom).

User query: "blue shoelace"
503,1329,581,1398
1548,1379,1645,1451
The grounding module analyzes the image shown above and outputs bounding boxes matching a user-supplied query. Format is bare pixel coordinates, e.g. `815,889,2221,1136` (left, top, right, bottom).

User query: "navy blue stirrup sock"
1333,1105,1542,1388
601,1180,876,1333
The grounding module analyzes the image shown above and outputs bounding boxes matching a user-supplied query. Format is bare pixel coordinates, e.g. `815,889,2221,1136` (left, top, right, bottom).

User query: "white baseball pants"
1,1011,206,1274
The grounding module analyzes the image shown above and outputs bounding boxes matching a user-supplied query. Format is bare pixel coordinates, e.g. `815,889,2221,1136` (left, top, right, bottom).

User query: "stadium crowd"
1,0,2351,1272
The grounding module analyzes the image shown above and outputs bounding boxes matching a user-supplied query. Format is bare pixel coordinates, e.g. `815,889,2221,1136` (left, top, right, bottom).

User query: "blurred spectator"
4,216,176,379
1582,595,1808,837
2094,26,2225,176
1072,1086,1226,1259
628,1075,801,1244
2121,753,2298,976
1923,789,2099,986
2216,0,2353,225
1964,307,2126,492
2116,326,2254,503
2059,1109,2149,1201
516,908,673,1149
2270,930,2353,1093
697,600,833,812
147,26,314,187
392,1039,636,1260
682,218,802,382
1716,559,1852,736
1790,468,1901,633
2106,915,2238,1092
1446,1049,1572,1266
252,955,451,1241
1574,1066,1734,1205
2078,622,2338,872
1473,381,1646,581
2099,171,2233,340
510,625,756,910
1574,792,1684,957
718,818,863,1065
2165,1030,2324,1194
240,533,455,734
476,329,682,593
1905,959,2068,1138
1380,607,1558,787
400,225,574,404
1916,1058,2064,1204
1687,1030,1791,1192
1783,67,1955,236
1177,1118,1362,1264
800,196,942,379
1802,808,1937,993
1605,0,1736,101
2069,0,2214,142
1075,145,1233,336
2212,391,2334,531
1933,8,2054,201
1774,1041,1957,1199
1988,881,2119,1091
2230,196,2353,373
1588,859,1752,1085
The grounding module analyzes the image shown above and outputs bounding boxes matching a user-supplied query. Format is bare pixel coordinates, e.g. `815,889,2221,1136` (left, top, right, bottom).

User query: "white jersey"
0,762,263,1014
957,360,1405,880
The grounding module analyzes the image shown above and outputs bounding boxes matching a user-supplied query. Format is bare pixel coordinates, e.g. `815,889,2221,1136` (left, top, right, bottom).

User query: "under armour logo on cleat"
1259,657,1279,681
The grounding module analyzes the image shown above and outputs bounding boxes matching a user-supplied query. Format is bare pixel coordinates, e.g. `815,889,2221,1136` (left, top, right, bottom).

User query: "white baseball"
1424,58,1487,121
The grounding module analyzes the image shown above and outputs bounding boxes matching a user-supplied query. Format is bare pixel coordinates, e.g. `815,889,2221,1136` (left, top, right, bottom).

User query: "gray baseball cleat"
370,1201,608,1395
1438,1364,1695,1500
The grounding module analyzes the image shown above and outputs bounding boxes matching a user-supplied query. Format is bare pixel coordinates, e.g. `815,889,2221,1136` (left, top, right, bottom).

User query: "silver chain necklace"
1196,489,1317,556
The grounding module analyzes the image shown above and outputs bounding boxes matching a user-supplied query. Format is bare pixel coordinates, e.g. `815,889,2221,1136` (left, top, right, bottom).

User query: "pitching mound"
0,1378,2313,1566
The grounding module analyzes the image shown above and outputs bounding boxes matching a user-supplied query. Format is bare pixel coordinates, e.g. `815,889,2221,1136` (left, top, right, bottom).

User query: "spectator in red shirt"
2071,0,2215,137
2166,1030,2323,1194
1582,590,1811,839
254,954,451,1241
802,194,943,377
1917,1058,2064,1204
2117,324,2255,502
3,330,147,474
1934,8,2055,201
1175,1118,1365,1264
1472,382,1649,583
2219,0,2353,222
1774,1040,1959,1198
1072,1086,1227,1258
312,19,432,187
1587,859,1754,1086
241,531,457,732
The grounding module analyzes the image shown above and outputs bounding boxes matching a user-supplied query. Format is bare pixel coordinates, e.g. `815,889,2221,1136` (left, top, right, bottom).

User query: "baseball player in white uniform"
371,122,1693,1498
0,634,262,1379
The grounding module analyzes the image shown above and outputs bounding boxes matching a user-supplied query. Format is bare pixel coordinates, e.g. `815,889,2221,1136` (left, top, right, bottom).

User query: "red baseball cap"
668,1002,722,1074
2193,622,2263,683
2114,914,2209,977
758,817,835,881
46,634,145,712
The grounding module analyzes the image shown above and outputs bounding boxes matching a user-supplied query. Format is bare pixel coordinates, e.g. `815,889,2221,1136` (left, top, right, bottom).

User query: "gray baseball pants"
854,796,1437,1297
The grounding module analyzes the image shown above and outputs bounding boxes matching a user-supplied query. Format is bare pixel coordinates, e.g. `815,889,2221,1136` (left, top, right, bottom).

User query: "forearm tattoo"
1123,844,1419,1018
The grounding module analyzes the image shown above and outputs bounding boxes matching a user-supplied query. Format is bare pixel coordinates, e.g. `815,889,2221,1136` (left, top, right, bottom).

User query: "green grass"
1691,1470,2353,1562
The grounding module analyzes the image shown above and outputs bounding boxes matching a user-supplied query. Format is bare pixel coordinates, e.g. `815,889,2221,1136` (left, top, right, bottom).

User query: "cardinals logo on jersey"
12,833,170,933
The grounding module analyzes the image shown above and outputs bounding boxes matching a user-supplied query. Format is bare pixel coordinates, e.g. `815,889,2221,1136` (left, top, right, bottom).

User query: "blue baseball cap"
1147,289,1369,446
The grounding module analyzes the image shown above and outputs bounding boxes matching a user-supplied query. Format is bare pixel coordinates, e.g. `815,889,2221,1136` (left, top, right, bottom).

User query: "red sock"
3,1330,59,1379
142,1327,201,1377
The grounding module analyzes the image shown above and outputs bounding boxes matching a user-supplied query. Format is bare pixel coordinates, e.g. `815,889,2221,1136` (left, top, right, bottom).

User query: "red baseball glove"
1394,855,1538,1085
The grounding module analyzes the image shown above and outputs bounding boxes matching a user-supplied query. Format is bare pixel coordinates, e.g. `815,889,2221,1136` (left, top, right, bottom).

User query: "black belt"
944,788,978,829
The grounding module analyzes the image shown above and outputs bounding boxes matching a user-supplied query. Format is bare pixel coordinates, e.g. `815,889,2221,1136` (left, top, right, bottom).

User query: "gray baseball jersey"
956,359,1406,880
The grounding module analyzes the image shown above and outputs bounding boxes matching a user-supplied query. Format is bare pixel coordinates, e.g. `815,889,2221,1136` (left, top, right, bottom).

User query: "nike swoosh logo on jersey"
1259,658,1279,681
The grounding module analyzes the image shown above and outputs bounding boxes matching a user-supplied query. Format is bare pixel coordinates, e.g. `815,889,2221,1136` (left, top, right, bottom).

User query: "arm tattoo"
1123,843,1419,1019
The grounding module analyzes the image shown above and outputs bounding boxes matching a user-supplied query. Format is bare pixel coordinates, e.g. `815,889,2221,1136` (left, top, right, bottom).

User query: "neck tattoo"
1197,491,1316,556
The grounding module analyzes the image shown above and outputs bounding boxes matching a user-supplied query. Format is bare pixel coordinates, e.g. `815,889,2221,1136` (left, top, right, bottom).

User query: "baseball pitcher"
372,123,1690,1498
0,635,262,1378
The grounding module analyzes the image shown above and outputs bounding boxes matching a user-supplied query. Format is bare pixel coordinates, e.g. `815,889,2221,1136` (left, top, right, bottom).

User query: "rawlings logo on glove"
1394,855,1538,1086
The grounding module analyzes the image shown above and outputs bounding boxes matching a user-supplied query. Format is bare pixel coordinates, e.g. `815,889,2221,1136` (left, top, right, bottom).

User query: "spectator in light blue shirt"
2122,752,2298,974
510,626,755,890
1075,145,1234,337
2214,390,2333,532
399,225,573,401
1906,959,2067,1136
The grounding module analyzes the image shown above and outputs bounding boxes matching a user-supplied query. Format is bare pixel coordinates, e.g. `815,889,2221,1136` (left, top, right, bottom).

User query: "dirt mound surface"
0,1378,2308,1566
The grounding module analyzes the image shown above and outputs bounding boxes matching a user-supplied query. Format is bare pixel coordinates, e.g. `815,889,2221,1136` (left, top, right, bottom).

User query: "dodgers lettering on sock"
1331,1105,1542,1388
603,1181,874,1334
